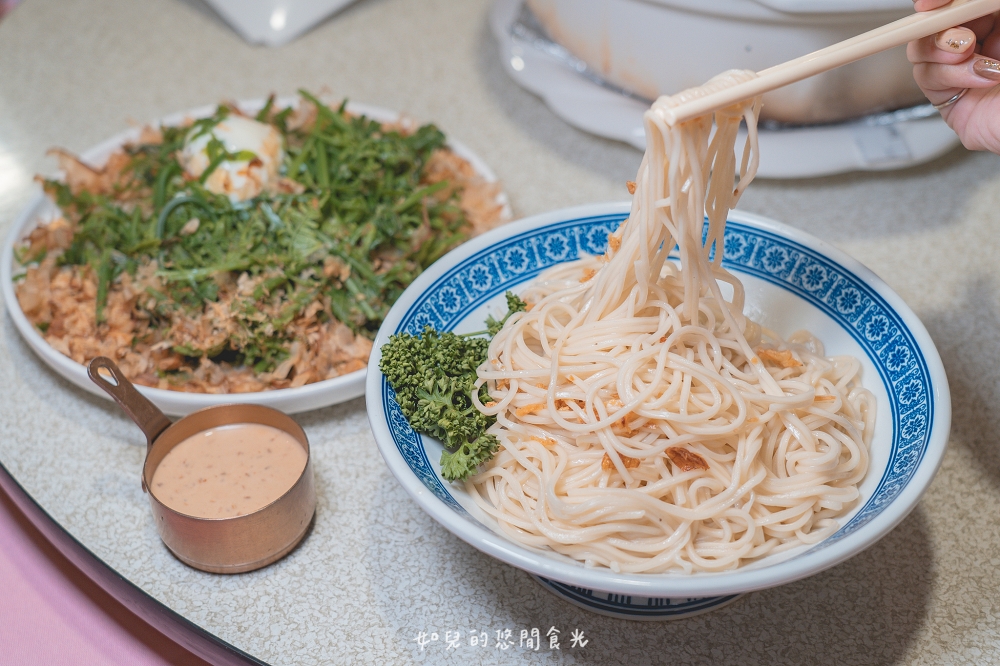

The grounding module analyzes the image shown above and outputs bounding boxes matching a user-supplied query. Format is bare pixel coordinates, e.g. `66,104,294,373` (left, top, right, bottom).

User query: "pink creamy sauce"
150,423,307,519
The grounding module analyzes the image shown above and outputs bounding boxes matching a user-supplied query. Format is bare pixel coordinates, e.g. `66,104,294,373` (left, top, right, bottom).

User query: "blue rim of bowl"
367,202,950,597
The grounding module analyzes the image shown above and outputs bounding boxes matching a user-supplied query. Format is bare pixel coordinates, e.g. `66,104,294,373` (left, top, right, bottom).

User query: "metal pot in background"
526,0,927,124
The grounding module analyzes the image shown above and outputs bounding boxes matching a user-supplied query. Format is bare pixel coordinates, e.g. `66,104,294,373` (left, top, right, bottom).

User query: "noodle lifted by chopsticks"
470,71,875,573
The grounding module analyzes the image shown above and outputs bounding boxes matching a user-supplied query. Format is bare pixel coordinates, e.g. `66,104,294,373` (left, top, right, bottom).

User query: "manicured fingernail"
973,57,1000,80
936,28,974,52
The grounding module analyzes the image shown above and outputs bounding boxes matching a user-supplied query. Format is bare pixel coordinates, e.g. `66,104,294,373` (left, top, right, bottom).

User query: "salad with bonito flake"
14,92,506,393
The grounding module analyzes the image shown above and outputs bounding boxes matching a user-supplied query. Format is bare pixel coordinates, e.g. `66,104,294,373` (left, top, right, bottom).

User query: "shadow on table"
362,467,933,666
921,276,1000,491
566,508,932,666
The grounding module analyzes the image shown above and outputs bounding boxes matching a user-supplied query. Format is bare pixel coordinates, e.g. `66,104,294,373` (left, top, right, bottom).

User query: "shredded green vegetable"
40,91,477,375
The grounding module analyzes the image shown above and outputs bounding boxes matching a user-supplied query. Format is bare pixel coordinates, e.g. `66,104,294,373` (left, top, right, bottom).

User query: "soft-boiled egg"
179,115,284,202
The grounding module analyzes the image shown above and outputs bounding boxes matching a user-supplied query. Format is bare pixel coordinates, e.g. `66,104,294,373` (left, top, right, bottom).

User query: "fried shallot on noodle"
469,71,875,573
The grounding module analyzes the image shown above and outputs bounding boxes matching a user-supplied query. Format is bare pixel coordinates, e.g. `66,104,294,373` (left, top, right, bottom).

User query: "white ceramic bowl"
525,0,927,124
1,98,506,416
366,202,950,617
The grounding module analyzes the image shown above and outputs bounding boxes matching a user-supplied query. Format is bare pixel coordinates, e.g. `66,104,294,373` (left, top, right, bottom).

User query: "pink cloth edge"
0,464,257,665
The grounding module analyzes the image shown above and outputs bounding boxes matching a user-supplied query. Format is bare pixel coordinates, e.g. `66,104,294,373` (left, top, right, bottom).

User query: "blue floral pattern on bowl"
381,211,934,544
532,576,742,620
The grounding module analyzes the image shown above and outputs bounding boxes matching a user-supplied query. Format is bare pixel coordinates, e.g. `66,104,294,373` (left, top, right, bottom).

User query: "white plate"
1,98,507,416
366,202,950,614
489,0,962,179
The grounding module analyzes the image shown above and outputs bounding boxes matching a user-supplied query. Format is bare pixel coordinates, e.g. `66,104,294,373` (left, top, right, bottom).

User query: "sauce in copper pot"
151,423,306,519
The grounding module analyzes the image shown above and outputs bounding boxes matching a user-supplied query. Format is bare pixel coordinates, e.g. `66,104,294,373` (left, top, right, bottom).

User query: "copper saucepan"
88,357,316,574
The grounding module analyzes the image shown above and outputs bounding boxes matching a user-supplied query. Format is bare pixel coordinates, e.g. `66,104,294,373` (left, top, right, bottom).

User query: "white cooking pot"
526,0,928,124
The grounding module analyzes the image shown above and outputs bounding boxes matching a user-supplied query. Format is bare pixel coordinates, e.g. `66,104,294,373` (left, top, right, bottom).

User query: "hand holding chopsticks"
909,0,1000,151
662,0,1000,126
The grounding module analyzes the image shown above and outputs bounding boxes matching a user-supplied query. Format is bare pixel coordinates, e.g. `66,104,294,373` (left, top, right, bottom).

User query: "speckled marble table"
3,0,1000,664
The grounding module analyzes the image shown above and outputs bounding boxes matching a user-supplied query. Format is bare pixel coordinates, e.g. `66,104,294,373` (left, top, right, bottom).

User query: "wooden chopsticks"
662,0,1000,125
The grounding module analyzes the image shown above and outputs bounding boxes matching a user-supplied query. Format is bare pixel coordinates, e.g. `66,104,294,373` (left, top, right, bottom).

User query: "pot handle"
751,0,913,14
88,357,172,452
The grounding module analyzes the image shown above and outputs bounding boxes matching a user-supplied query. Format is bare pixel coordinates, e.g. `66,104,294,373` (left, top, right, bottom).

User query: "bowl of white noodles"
366,84,948,618
365,201,949,618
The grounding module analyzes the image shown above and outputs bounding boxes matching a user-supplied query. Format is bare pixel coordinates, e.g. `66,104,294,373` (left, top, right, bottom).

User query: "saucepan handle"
88,357,172,452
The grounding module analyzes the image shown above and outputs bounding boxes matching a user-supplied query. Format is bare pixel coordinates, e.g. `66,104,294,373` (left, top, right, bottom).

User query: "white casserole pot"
526,0,928,124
